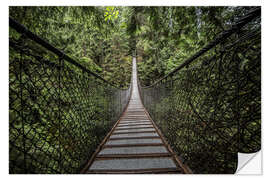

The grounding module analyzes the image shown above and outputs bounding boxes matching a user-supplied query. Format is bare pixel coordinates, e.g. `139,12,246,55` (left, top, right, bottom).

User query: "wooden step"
88,157,177,171
105,138,163,146
82,57,189,174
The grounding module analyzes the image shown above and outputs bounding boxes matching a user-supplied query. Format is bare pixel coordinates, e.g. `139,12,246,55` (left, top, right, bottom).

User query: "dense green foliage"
10,6,132,88
9,29,131,173
9,7,132,173
139,7,261,173
133,7,256,85
9,6,260,174
9,7,255,87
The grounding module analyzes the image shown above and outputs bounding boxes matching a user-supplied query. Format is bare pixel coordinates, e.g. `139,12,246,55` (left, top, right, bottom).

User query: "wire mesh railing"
138,7,261,174
9,18,131,174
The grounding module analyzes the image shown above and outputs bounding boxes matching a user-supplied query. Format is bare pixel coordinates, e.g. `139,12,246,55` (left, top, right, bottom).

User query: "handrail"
138,7,261,173
141,7,261,88
9,16,133,173
9,17,124,89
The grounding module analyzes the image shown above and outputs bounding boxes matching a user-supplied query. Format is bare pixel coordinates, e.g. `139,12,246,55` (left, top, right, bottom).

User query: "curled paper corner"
236,151,262,174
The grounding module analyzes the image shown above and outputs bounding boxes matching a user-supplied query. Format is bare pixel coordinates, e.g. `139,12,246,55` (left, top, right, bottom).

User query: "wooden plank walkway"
82,57,191,174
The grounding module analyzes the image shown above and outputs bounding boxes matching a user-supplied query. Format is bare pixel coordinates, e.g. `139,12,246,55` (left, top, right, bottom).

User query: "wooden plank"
88,157,177,171
82,57,187,174
96,153,171,159
103,143,164,148
113,130,156,135
87,168,182,174
109,136,161,140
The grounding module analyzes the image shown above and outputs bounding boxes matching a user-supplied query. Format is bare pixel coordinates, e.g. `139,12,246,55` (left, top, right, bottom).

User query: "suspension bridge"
9,8,261,174
83,57,191,173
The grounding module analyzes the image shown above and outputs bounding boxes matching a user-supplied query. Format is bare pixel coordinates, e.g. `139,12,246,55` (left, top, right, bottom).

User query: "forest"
9,7,256,86
9,6,261,174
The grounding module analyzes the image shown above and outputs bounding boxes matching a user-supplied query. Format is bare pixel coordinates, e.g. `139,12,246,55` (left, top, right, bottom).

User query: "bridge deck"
84,57,190,174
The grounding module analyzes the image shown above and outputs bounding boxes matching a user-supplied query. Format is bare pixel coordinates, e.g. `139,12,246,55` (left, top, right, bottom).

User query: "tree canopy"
10,6,255,87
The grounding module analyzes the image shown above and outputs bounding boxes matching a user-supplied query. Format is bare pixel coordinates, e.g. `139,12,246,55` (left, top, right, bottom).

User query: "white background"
1,0,267,179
